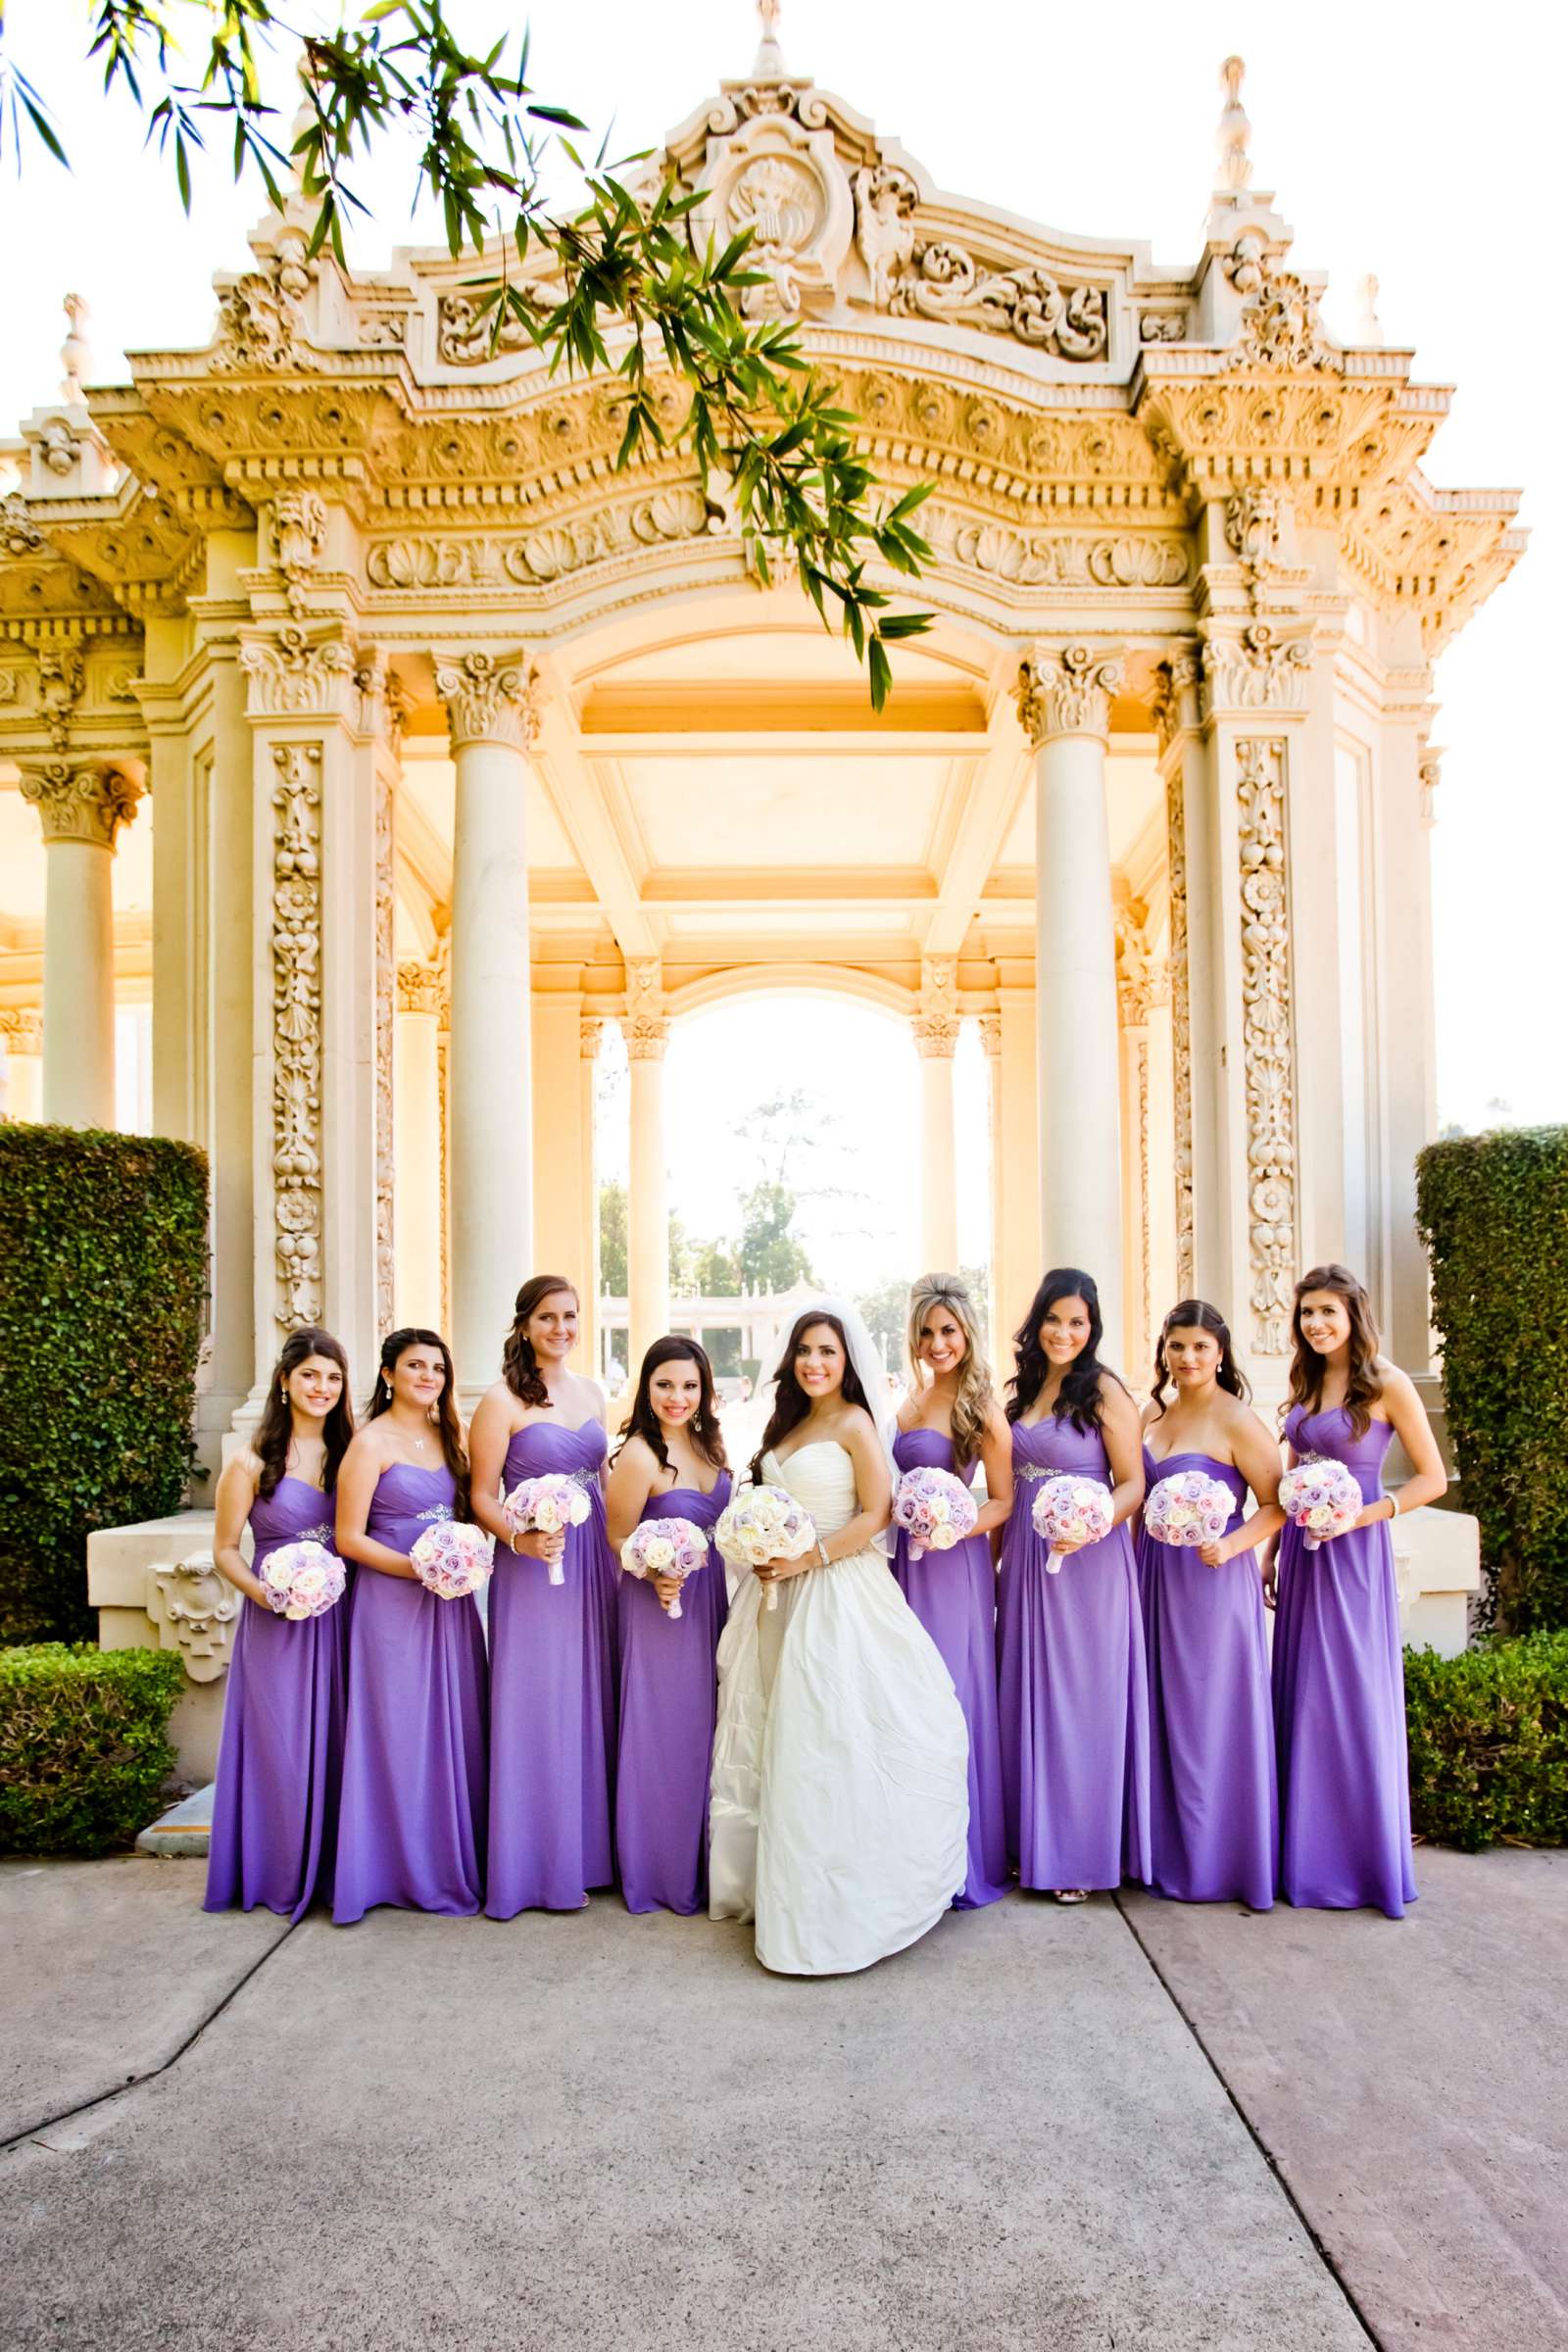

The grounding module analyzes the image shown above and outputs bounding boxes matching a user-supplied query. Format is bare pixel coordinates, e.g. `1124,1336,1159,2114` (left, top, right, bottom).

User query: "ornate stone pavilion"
0,27,1521,1728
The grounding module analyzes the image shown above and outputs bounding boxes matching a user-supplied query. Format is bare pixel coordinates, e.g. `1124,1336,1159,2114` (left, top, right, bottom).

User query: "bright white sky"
2,0,1562,1284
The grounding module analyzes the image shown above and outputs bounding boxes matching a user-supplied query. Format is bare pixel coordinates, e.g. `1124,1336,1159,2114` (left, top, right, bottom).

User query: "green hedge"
0,1643,185,1854
1405,1634,1568,1852
0,1125,209,1642
1416,1126,1568,1633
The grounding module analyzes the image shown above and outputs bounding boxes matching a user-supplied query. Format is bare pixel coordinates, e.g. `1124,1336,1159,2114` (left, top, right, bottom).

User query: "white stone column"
622,957,670,1374
19,758,144,1129
913,959,960,1273
979,1011,1003,1351
1115,906,1155,1379
0,1009,44,1121
1015,644,1126,1350
578,1016,604,1373
436,651,538,1400
394,958,446,1330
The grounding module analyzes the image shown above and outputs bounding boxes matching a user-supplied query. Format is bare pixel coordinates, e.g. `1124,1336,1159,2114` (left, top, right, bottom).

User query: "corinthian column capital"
19,756,145,849
1014,642,1124,748
433,649,541,752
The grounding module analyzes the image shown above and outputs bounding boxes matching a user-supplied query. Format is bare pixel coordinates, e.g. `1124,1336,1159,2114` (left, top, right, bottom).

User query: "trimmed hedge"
0,1643,185,1854
1406,1635,1568,1851
0,1125,209,1642
1416,1126,1568,1633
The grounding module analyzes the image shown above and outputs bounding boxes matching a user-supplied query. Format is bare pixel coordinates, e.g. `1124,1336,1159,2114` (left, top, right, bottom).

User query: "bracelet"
816,1537,830,1569
1386,1495,1398,1523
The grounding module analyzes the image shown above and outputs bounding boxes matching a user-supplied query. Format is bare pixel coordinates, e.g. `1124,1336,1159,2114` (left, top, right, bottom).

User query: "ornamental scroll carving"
273,489,328,614
241,626,357,718
923,511,1189,592
270,743,323,1335
1164,746,1195,1298
912,958,961,1059
622,957,669,1062
1222,237,1331,371
856,168,1108,358
212,228,315,373
433,651,540,751
374,763,396,1342
1200,623,1310,717
366,485,710,591
1237,737,1296,1355
20,758,144,849
145,1550,240,1682
1015,643,1124,746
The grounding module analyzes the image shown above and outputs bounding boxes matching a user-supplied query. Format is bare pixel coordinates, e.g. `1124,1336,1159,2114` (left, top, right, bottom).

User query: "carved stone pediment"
692,106,854,318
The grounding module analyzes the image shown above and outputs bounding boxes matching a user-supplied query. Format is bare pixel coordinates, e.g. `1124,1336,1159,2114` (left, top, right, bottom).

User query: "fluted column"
0,1009,44,1122
19,757,144,1128
436,651,538,1399
622,958,670,1378
913,959,960,1273
1015,643,1125,1350
394,957,446,1330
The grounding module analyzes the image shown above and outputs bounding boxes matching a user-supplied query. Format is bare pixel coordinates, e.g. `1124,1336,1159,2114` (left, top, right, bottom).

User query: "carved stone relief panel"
1236,737,1296,1355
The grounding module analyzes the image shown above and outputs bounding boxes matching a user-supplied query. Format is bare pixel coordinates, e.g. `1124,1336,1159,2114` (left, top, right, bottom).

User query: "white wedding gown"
709,1441,970,1975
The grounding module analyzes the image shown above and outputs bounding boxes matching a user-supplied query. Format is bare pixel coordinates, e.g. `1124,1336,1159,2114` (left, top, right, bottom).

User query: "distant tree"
598,1179,627,1296
737,1180,814,1293
691,1237,743,1296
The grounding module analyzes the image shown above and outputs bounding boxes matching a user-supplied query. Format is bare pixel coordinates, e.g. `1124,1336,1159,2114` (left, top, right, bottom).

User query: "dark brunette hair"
502,1275,578,1408
1287,1263,1383,1439
614,1336,728,1475
253,1327,354,1500
751,1311,872,1486
367,1327,470,1519
1005,1268,1115,1434
1150,1298,1250,1418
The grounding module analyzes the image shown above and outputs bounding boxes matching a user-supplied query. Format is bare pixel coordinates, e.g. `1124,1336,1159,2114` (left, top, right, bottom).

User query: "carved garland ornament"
856,167,1108,359
1222,237,1332,372
270,743,323,1334
1236,737,1297,1356
923,511,1190,591
912,958,961,1059
622,957,669,1061
1165,749,1196,1298
373,761,396,1341
367,485,711,593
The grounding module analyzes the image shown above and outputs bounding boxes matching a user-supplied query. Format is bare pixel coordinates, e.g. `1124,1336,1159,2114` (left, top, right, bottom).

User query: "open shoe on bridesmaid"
1054,1887,1089,1904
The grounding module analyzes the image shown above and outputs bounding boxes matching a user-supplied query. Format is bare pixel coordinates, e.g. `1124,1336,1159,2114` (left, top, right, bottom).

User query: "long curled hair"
905,1273,996,1475
613,1336,728,1476
501,1275,578,1408
1149,1298,1250,1419
1287,1263,1383,1439
752,1310,874,1486
253,1327,354,1500
1005,1268,1114,1435
366,1327,470,1519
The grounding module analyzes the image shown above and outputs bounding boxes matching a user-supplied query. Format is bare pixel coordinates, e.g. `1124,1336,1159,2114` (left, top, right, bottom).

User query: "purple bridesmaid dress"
890,1430,1008,1907
204,1477,346,1921
332,1464,488,1924
1138,1447,1276,1909
997,1416,1151,1892
1273,1405,1416,1917
615,1472,731,1915
485,1420,617,1917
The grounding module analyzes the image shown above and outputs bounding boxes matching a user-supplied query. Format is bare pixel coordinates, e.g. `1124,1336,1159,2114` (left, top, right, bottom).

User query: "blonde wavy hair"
905,1274,996,1475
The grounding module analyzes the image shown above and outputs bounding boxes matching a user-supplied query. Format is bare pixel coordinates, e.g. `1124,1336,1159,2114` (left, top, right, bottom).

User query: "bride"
710,1298,970,1975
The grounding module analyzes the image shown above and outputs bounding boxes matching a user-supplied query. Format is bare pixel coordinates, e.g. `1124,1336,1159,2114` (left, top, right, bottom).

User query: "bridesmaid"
604,1338,731,1916
1138,1300,1283,1911
893,1274,1011,1908
205,1327,353,1920
1274,1264,1446,1917
332,1329,487,1923
468,1276,617,1917
998,1268,1149,1903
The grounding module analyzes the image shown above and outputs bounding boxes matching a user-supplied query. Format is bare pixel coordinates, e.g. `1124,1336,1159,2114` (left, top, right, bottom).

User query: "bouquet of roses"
258,1539,345,1621
1145,1469,1235,1551
409,1519,495,1600
892,1464,978,1560
502,1473,592,1587
1030,1475,1113,1572
715,1483,816,1613
1278,1455,1363,1550
620,1517,709,1621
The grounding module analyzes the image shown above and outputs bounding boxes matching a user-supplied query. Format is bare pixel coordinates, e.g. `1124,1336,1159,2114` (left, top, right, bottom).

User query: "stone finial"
754,0,786,78
1354,273,1385,345
1215,57,1251,192
60,294,91,406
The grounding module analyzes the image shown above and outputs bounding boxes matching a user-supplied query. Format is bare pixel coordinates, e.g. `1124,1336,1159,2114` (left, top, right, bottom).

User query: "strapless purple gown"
332,1463,488,1924
997,1415,1150,1892
1138,1447,1276,1910
205,1476,346,1921
1274,1405,1416,1917
890,1429,1007,1907
616,1473,731,1916
485,1419,617,1917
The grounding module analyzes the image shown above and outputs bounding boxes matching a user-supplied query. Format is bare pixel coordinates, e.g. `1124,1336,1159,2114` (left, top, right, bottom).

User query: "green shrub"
0,1125,209,1642
1416,1126,1568,1631
1405,1634,1568,1851
0,1643,185,1854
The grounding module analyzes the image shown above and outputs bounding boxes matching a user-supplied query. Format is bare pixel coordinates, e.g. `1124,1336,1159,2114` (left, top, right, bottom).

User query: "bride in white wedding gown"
709,1299,970,1975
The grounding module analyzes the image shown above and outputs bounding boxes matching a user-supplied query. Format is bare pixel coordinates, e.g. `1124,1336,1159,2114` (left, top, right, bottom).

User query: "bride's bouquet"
502,1473,592,1587
1278,1456,1363,1550
1030,1475,1113,1572
1145,1469,1235,1551
410,1519,495,1600
892,1464,978,1560
715,1484,816,1613
258,1539,345,1621
620,1517,709,1621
